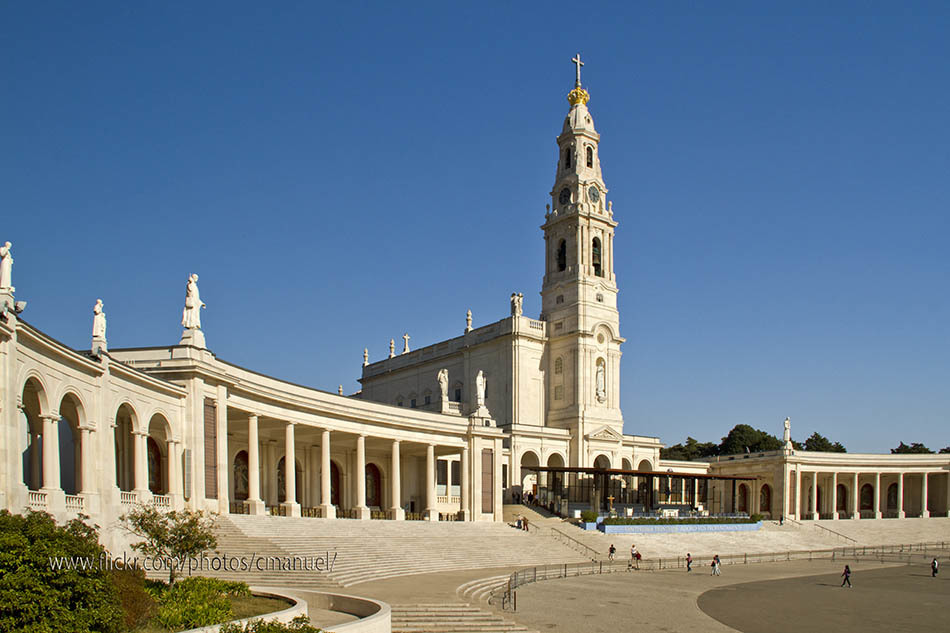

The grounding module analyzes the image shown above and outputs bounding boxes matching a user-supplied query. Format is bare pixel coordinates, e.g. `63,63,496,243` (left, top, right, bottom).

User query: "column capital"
391,438,401,445
40,413,60,421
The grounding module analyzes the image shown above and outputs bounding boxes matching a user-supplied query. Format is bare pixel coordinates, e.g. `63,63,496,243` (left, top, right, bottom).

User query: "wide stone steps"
216,515,587,586
391,604,535,633
456,575,510,604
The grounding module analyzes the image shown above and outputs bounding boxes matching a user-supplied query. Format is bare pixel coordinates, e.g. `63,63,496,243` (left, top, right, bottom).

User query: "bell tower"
540,54,624,459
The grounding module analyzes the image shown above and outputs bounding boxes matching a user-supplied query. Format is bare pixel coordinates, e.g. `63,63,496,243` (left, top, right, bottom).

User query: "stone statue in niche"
438,368,449,402
181,274,205,329
475,370,486,408
595,359,607,403
0,241,12,290
92,299,107,339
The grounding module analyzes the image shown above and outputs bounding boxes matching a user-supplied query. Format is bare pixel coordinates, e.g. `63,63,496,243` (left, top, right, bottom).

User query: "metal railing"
490,540,950,610
526,522,600,561
786,516,858,544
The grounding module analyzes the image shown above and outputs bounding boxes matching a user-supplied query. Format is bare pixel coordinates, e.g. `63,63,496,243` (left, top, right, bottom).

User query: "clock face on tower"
558,188,571,205
588,186,600,204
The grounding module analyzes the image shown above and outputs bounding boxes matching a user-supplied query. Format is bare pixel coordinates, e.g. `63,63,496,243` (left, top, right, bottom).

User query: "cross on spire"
572,53,584,87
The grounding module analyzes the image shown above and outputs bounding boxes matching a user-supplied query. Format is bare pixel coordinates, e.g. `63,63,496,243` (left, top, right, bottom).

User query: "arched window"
564,148,572,169
147,437,163,494
592,237,602,277
860,483,874,510
586,146,593,168
836,483,848,512
556,240,567,272
554,357,563,375
366,464,382,507
737,484,749,513
886,483,898,510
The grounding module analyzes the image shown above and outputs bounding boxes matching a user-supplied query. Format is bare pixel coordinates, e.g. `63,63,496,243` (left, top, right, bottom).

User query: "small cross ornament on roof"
572,53,584,87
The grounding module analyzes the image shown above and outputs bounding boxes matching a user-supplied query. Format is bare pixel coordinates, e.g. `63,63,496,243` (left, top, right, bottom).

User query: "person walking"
686,553,693,572
932,558,939,577
841,564,852,588
630,544,640,570
608,544,616,561
712,554,721,576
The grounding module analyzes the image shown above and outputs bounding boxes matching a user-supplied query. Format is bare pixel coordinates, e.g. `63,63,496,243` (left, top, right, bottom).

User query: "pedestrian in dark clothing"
686,553,692,572
932,558,939,577
841,564,852,588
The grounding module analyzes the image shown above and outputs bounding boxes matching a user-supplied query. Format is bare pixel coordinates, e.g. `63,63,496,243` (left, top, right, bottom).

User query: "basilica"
1,59,947,552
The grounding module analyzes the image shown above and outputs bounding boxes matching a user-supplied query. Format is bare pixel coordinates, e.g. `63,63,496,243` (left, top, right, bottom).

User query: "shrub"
220,614,323,633
122,505,217,584
153,576,250,629
0,510,123,633
601,516,760,525
580,510,600,523
107,566,156,630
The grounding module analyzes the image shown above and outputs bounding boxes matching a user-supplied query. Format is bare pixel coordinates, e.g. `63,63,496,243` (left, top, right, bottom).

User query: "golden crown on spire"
567,86,590,106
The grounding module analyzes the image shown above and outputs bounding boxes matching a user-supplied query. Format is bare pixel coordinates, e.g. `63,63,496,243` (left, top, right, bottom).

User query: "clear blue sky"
3,3,948,453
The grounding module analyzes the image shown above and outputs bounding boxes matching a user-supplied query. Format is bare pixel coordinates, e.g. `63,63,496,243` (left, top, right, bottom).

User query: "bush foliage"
602,516,762,526
579,510,599,523
220,615,323,633
0,510,123,633
150,576,250,630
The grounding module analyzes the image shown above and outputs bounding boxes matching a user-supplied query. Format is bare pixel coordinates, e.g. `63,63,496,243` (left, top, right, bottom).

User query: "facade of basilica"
1,60,947,552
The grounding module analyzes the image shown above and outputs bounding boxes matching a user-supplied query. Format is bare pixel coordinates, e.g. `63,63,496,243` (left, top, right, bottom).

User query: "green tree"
660,436,719,461
890,442,934,454
938,446,950,454
802,432,847,453
0,510,123,633
718,424,783,456
122,506,217,584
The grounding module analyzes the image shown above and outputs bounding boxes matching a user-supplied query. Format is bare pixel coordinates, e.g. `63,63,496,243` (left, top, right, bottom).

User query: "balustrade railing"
65,494,84,513
28,490,48,509
301,506,323,518
151,494,170,509
120,491,138,506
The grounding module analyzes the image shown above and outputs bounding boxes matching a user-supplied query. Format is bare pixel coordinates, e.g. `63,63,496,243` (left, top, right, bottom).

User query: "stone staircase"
391,604,536,633
212,514,587,587
456,574,511,604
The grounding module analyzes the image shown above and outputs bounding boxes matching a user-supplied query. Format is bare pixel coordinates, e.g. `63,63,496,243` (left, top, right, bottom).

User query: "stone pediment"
586,425,623,443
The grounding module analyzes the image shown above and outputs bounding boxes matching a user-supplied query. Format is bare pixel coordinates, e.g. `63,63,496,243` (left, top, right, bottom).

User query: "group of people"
601,545,942,586
606,544,642,570
514,515,530,531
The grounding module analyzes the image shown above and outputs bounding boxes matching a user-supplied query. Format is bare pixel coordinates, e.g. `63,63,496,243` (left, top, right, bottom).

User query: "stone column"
460,445,471,521
167,440,183,510
946,473,950,518
319,429,335,518
245,415,264,515
831,472,839,520
921,473,929,518
132,430,149,495
424,443,437,520
873,472,881,519
79,428,96,495
810,471,818,520
216,385,229,514
851,472,859,520
390,440,404,520
354,434,370,519
897,473,905,519
281,422,300,517
41,414,66,512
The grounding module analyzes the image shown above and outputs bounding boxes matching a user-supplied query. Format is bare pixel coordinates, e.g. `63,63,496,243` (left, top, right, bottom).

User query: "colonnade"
235,412,475,521
787,469,950,520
